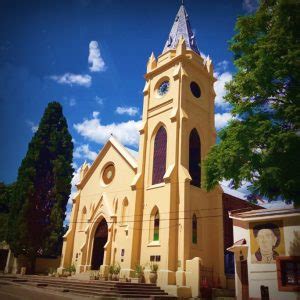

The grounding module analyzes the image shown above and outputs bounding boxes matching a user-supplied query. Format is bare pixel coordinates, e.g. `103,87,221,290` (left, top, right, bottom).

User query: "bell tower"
132,3,225,288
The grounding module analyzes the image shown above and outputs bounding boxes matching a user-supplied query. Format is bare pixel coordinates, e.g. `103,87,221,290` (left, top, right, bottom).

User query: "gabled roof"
109,136,138,169
76,135,138,189
163,4,200,54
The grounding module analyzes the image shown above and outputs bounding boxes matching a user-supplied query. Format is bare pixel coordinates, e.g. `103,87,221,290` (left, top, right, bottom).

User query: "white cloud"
116,106,139,116
74,144,98,161
92,111,100,118
88,41,106,72
243,0,259,12
214,71,232,108
69,98,76,106
67,166,81,208
50,73,92,87
26,120,38,133
74,113,142,147
215,112,233,130
216,60,229,72
95,96,104,105
65,209,71,223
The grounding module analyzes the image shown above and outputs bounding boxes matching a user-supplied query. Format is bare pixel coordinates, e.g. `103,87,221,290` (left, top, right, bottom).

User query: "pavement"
0,280,91,300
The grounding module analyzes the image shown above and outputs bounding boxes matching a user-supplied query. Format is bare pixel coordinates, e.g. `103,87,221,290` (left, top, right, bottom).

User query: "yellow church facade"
59,4,228,294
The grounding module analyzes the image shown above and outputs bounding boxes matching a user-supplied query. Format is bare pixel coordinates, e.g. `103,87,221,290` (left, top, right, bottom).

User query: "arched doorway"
91,218,108,270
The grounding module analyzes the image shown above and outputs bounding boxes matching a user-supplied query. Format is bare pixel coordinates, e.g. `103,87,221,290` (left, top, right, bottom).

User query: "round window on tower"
102,163,115,185
157,80,170,97
190,81,201,98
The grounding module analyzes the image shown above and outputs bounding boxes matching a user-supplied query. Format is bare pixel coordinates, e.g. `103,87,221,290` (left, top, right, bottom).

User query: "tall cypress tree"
0,182,14,243
7,102,73,272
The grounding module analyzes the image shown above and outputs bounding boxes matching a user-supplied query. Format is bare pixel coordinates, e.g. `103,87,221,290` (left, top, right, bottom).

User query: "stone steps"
25,276,164,292
29,281,168,295
0,275,175,299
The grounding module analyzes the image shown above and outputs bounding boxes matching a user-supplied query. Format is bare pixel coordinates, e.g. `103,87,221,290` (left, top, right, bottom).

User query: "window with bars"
192,214,197,244
152,126,167,185
150,255,161,262
276,256,300,292
189,128,201,187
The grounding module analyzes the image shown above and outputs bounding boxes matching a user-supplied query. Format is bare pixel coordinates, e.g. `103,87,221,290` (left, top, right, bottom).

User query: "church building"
59,3,257,295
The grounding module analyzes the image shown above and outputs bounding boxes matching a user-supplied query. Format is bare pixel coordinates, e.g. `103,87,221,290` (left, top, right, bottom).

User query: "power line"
72,206,223,222
69,214,223,225
71,179,216,199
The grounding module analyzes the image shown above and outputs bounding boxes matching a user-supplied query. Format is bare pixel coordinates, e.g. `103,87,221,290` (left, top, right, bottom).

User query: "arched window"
192,214,197,244
152,126,167,185
121,198,128,224
80,206,87,230
189,128,201,187
154,211,160,241
150,206,160,242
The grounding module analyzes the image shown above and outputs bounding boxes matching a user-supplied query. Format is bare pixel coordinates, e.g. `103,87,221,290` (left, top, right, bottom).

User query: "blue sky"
0,0,264,219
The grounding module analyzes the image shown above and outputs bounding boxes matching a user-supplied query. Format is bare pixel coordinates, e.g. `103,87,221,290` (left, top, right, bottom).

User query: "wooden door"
241,260,249,300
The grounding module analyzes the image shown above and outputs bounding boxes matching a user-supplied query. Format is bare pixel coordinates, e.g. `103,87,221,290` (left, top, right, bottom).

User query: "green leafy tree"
7,102,73,272
0,182,14,242
204,0,300,205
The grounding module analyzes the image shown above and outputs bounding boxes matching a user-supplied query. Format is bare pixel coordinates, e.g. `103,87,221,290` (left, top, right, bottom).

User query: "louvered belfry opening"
189,128,201,187
152,126,167,185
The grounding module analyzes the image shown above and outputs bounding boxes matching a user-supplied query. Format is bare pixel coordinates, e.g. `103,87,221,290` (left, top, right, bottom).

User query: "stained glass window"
152,126,167,185
154,211,160,241
189,128,201,187
192,214,197,244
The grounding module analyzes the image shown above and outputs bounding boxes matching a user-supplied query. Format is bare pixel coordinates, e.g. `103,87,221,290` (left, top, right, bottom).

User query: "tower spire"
163,3,200,54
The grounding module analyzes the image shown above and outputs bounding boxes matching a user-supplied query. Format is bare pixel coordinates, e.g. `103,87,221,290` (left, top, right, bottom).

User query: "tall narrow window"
189,128,201,187
152,126,167,185
121,198,128,224
80,206,87,230
192,214,197,244
154,211,160,241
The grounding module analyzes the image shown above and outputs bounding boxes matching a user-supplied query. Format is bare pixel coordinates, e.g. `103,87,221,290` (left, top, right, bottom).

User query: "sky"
0,0,263,220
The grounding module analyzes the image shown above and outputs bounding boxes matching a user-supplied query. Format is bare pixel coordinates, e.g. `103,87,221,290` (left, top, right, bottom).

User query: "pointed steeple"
163,4,200,54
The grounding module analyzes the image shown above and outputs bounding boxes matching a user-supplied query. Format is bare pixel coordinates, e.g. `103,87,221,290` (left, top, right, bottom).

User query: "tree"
0,182,14,242
7,102,73,272
204,0,300,206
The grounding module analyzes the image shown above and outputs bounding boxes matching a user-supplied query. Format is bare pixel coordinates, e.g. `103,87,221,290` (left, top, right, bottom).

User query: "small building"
228,208,300,300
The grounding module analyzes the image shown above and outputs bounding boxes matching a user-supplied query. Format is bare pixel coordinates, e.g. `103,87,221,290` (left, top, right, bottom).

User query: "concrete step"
25,277,164,292
31,282,169,295
27,275,158,287
0,275,173,299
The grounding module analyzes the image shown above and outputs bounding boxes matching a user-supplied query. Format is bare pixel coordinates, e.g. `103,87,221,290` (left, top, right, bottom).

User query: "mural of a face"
256,228,277,254
250,221,285,264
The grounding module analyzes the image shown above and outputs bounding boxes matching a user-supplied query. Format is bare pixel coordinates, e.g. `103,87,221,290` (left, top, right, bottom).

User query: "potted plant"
48,267,54,277
63,266,71,277
112,263,121,281
131,264,144,283
69,263,76,276
108,265,114,281
149,262,159,284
